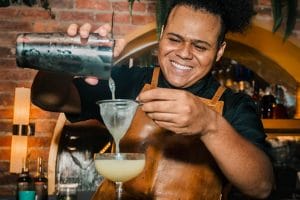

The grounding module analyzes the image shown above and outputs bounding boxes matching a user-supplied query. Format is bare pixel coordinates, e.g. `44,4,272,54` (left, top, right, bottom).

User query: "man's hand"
137,88,217,136
67,23,127,85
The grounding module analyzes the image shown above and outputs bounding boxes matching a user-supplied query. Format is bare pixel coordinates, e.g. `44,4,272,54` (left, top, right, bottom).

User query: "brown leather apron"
92,67,227,200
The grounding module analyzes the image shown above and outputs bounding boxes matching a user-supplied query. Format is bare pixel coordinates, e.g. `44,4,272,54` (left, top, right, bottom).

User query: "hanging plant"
128,0,170,38
129,0,298,41
272,0,297,41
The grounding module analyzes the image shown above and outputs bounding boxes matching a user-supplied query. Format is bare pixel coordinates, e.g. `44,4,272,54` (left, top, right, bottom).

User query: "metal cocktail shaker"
16,33,114,80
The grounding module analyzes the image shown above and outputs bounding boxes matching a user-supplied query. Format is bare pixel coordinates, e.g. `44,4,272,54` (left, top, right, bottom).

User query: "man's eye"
195,45,207,51
169,37,181,43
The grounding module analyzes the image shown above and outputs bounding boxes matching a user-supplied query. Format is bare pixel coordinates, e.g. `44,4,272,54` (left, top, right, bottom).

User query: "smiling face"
158,5,226,88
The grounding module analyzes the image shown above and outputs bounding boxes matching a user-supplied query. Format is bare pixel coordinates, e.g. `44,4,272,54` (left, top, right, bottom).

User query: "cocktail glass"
94,153,145,199
96,99,139,153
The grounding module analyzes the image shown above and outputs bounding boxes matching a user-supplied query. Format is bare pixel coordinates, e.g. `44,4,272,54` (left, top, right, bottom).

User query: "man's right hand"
67,23,127,85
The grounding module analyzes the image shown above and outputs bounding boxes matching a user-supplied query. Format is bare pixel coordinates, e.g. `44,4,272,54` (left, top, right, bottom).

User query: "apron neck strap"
150,67,160,88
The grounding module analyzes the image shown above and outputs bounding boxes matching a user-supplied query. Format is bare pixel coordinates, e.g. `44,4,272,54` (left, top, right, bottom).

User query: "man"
31,0,274,199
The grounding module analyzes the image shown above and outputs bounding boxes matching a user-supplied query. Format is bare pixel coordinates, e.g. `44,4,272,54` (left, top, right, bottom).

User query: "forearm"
31,71,81,113
201,111,274,199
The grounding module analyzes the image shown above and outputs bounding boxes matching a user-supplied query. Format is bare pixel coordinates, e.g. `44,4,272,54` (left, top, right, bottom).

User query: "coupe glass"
96,99,139,153
94,153,145,199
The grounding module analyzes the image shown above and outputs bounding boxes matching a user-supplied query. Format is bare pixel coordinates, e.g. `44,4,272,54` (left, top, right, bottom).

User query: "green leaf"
156,0,171,39
271,0,283,32
128,0,139,16
284,0,297,40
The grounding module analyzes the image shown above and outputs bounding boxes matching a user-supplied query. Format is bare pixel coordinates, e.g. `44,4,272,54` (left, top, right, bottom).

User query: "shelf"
263,119,300,137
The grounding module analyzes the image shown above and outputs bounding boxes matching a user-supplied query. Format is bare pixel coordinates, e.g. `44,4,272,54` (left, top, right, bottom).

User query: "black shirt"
67,66,267,152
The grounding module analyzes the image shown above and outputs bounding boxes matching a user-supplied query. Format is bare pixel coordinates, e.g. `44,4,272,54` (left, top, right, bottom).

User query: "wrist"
200,108,220,141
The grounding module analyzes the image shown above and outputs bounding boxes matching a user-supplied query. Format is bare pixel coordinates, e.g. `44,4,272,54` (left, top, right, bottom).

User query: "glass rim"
96,99,139,105
94,152,145,160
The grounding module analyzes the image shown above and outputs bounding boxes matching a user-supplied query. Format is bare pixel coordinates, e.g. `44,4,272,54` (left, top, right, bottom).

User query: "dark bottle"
16,32,114,80
260,87,276,119
273,85,288,119
251,81,261,117
17,161,35,200
34,157,48,200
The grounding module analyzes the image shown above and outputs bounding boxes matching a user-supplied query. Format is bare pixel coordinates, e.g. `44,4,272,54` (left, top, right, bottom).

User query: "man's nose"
176,42,193,59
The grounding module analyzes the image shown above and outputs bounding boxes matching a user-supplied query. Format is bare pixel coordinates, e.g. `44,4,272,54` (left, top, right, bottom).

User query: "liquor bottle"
17,160,35,200
16,32,114,80
34,157,48,200
260,87,276,119
273,85,288,119
251,81,261,117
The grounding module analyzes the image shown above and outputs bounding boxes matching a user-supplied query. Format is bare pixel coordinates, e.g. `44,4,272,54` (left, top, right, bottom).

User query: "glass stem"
115,139,120,153
116,181,123,200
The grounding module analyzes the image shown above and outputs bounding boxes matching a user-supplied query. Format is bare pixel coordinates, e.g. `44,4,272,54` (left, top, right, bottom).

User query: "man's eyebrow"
166,32,212,47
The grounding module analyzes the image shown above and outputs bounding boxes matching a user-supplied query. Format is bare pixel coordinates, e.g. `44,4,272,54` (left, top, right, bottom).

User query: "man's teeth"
171,61,192,70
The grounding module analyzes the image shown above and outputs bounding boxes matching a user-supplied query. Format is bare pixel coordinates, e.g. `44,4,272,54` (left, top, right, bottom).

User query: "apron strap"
150,67,160,88
211,86,226,104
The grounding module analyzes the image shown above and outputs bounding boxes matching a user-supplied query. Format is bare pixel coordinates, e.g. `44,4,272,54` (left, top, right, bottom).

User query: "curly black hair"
164,0,256,44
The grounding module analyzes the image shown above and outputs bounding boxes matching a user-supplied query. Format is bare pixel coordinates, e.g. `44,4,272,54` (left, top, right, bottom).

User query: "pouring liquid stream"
109,77,116,100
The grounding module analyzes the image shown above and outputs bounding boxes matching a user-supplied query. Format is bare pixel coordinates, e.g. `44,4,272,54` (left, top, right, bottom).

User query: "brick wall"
0,0,299,197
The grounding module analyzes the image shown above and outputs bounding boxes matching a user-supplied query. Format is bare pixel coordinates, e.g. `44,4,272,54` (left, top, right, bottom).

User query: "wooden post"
295,82,300,119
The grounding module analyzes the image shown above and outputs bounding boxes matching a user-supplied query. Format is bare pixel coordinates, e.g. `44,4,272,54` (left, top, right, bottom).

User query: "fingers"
114,38,127,57
67,23,92,38
67,24,79,36
138,88,177,103
79,23,93,38
93,23,112,37
84,77,99,85
66,23,124,57
67,23,112,38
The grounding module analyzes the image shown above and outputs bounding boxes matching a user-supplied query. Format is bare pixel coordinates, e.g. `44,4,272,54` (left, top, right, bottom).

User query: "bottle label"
35,182,48,200
18,191,36,200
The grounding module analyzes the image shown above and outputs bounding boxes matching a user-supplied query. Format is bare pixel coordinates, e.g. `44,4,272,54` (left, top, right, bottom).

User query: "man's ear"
159,25,165,39
216,41,226,62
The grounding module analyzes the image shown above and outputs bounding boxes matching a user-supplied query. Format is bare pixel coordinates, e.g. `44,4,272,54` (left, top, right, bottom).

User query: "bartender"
31,0,275,199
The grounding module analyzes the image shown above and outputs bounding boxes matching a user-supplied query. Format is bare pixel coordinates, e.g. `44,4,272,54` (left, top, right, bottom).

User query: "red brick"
0,59,17,69
0,8,18,19
112,2,130,12
30,107,60,120
0,172,18,185
113,24,137,36
59,11,95,22
49,0,74,9
0,149,11,161
0,20,33,32
95,13,115,23
76,0,111,10
0,161,9,172
34,120,58,133
113,13,131,24
131,14,155,25
0,108,13,121
14,7,52,20
132,1,146,12
0,68,36,81
147,2,156,14
32,21,69,32
0,136,12,147
0,47,14,58
0,121,13,133
0,81,17,92
0,185,17,196
28,136,51,147
0,93,13,107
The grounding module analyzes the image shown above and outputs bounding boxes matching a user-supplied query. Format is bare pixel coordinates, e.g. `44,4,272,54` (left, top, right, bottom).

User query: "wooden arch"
115,21,300,93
